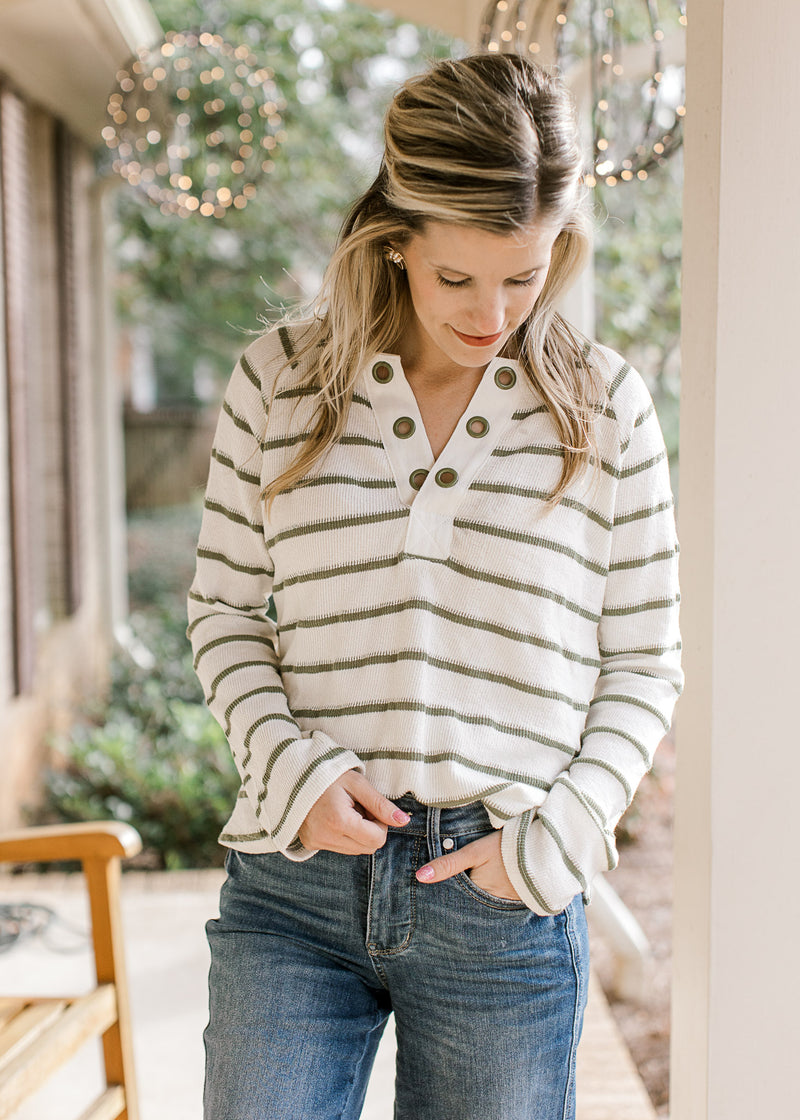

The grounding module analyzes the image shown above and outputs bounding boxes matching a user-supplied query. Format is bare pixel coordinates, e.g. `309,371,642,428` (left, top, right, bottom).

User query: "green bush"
38,607,240,869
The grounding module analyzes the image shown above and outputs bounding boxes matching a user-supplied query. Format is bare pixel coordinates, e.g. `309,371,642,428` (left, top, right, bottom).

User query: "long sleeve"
501,371,683,915
186,345,364,857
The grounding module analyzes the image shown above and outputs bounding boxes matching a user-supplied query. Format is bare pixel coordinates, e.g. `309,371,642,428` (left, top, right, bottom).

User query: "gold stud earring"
384,245,406,271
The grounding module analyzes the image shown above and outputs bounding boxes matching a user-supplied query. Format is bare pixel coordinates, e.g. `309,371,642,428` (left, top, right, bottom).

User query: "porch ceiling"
356,0,485,42
0,0,161,144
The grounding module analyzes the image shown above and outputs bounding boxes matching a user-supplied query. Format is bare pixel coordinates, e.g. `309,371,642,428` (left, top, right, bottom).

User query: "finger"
343,814,389,851
416,835,493,884
343,771,411,827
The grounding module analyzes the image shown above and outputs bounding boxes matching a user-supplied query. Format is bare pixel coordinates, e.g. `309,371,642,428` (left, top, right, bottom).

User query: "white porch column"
672,2,800,1117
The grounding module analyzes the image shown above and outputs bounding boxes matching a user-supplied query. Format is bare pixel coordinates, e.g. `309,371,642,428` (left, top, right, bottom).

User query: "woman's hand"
416,829,522,901
297,770,411,855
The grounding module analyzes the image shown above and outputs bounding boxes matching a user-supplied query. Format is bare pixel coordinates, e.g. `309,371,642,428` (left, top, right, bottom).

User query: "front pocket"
454,870,529,911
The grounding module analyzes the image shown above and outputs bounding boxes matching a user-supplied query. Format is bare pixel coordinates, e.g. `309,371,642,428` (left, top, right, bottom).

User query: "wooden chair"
0,822,142,1120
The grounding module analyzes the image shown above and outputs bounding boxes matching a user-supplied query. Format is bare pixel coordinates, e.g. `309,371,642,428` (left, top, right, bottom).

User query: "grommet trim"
393,416,416,439
466,416,489,438
409,468,429,491
372,361,393,384
494,366,516,389
435,467,459,488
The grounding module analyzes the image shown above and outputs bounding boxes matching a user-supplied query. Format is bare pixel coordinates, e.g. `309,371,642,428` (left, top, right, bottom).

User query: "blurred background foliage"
111,0,458,405
39,0,681,866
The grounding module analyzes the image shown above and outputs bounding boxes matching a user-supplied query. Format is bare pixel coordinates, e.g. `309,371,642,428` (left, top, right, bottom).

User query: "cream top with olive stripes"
187,325,683,916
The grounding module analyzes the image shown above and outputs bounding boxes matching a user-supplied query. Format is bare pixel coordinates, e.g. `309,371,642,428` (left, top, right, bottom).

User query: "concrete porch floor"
0,870,657,1120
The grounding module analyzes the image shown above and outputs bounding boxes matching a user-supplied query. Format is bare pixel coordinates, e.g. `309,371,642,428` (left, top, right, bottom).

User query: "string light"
478,0,686,189
103,29,288,219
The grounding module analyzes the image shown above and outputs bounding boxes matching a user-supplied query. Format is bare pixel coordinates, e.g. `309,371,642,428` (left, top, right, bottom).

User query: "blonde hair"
263,52,605,507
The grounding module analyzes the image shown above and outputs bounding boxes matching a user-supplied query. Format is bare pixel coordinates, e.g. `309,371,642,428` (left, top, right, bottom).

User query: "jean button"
442,837,454,851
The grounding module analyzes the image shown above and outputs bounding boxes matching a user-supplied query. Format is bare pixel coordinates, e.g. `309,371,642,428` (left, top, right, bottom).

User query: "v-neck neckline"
362,350,535,516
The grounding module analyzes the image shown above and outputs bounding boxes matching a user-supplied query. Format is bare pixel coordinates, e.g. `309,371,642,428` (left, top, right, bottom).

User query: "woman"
188,52,682,1120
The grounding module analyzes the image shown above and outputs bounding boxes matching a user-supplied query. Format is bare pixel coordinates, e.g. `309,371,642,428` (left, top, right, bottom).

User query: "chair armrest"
0,821,142,864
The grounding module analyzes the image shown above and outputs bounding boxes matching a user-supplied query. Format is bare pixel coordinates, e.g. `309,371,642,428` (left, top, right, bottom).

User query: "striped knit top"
187,325,683,916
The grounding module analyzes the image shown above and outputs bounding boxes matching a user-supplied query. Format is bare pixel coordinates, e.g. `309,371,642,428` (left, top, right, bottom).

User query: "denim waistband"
387,794,494,839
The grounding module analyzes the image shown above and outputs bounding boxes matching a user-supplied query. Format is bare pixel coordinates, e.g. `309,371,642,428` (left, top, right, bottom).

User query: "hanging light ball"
479,0,686,189
102,30,288,218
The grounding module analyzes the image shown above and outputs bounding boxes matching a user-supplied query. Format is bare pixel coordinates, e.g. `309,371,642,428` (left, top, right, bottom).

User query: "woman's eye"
510,274,537,287
436,275,468,288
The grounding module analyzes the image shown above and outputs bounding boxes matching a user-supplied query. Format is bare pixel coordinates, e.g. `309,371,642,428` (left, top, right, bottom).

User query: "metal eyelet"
466,416,489,438
494,366,516,389
372,361,393,384
434,467,459,488
409,468,429,490
393,416,416,439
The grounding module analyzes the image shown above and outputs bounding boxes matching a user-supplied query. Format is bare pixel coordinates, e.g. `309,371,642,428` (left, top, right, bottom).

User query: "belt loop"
426,804,440,860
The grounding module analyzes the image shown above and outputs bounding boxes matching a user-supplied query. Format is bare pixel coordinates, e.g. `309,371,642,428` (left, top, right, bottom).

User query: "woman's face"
397,220,562,373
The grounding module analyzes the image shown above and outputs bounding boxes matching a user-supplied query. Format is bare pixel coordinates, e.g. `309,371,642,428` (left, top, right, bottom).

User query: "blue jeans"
204,795,589,1120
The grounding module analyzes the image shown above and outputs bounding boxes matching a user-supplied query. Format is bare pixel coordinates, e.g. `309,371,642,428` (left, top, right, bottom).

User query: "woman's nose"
468,292,506,335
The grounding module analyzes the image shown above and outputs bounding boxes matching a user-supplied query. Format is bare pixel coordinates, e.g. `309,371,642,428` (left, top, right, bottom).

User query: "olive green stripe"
607,362,632,400
279,598,602,669
495,441,622,480
207,659,267,705
241,733,295,793
588,692,670,730
608,545,678,572
223,686,287,734
538,812,587,892
598,665,684,698
619,403,655,455
515,812,553,912
290,700,576,757
219,828,271,842
347,748,553,794
266,507,408,550
554,777,618,867
270,747,357,836
189,589,270,614
186,612,215,639
492,443,564,462
445,558,601,624
263,432,384,452
241,718,299,774
454,518,608,576
210,447,260,486
273,554,404,594
598,641,682,659
194,631,274,671
580,724,651,765
470,481,612,531
271,546,600,624
282,649,590,713
275,385,318,400
203,497,263,535
602,594,678,617
196,546,269,578
614,498,673,527
277,325,297,366
512,404,548,420
481,799,515,822
280,473,396,495
239,352,262,392
610,449,667,480
570,755,633,804
222,397,260,440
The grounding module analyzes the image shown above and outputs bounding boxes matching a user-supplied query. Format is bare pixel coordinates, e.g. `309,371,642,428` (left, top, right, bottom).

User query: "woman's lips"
451,327,504,347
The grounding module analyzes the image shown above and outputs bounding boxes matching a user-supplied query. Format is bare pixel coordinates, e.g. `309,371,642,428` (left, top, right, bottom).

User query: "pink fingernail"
392,809,411,824
417,866,435,882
